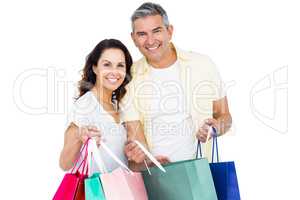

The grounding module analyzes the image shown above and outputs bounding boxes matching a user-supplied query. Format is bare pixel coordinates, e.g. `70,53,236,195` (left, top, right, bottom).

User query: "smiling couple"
59,2,232,173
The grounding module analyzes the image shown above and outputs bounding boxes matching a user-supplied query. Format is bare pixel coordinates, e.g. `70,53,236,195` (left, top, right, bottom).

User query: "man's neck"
148,45,177,68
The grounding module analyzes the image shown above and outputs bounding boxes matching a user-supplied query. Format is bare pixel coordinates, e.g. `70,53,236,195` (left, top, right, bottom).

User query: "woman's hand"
78,125,101,146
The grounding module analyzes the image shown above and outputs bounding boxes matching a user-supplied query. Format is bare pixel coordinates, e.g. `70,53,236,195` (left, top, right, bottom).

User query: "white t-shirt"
146,61,197,162
67,91,127,173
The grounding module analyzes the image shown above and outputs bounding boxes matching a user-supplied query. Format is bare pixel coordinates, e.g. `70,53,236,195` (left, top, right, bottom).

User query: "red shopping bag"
53,141,89,200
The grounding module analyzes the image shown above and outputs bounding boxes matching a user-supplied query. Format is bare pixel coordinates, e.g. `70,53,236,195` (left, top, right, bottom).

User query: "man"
120,2,232,170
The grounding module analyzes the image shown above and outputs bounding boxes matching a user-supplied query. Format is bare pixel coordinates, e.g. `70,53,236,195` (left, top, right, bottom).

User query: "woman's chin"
104,85,122,92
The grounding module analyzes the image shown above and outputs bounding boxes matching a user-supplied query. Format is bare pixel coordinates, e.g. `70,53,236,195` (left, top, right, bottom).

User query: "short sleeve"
65,93,98,128
205,56,226,100
119,82,141,122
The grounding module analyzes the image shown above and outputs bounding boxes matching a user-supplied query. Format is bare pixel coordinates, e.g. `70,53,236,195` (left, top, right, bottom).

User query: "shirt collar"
139,43,189,75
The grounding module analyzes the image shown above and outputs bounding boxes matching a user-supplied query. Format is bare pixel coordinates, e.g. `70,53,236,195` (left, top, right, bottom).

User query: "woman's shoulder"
72,91,98,115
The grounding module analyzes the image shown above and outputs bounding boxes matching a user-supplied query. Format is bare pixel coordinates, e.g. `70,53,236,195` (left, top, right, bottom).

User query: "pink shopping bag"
53,140,89,200
88,139,160,200
100,168,148,200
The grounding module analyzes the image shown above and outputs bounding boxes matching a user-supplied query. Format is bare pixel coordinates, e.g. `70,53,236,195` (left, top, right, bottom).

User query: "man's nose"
146,34,155,46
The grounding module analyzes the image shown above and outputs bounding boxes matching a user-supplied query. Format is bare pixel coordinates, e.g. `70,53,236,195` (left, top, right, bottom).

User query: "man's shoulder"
130,57,147,78
132,57,146,69
178,48,213,63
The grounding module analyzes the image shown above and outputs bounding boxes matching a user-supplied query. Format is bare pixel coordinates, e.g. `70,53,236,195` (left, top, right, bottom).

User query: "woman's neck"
92,83,112,104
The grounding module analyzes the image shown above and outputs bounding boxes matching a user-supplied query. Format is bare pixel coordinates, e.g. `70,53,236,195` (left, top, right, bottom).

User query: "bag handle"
70,139,89,175
196,126,219,163
88,138,132,175
88,139,166,175
211,127,219,163
133,140,166,173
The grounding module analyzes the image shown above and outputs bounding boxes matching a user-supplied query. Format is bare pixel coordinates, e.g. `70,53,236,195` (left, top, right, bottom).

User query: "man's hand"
124,140,146,163
147,155,170,167
196,118,218,142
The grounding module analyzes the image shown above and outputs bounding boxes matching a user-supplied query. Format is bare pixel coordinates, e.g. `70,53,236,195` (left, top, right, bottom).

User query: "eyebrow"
135,26,163,35
152,27,163,32
102,59,112,63
102,59,125,65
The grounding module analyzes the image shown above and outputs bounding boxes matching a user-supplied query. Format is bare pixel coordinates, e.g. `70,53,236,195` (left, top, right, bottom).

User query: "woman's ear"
92,65,98,75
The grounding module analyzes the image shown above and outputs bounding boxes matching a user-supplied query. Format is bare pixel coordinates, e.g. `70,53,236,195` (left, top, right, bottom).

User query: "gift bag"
53,141,89,200
142,157,218,200
88,139,150,200
84,172,106,200
100,167,148,200
137,136,216,200
208,127,241,200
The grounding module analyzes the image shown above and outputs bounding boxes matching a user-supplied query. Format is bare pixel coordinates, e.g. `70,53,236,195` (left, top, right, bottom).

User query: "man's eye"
153,29,161,33
137,33,145,37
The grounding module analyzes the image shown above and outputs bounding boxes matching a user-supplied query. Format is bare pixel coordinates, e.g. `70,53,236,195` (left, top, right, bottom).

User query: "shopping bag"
142,157,218,200
84,172,106,200
88,139,150,200
208,127,241,200
74,175,86,200
137,136,217,200
100,167,148,200
53,141,89,200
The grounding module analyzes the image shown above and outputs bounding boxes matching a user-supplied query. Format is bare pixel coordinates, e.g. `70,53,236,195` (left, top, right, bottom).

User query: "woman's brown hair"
76,39,132,108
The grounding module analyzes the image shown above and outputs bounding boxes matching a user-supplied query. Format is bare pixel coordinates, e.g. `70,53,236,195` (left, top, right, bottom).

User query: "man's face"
131,15,173,64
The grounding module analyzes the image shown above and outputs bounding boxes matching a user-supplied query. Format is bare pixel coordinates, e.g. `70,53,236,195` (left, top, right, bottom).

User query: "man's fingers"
197,132,208,143
131,151,145,163
202,124,210,132
205,118,218,126
124,145,135,159
127,145,143,161
154,155,170,165
125,142,137,152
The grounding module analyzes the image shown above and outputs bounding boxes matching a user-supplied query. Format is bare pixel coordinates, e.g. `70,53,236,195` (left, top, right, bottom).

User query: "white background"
0,0,299,199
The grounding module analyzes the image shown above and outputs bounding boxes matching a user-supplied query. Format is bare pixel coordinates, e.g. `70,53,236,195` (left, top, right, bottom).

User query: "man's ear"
131,32,137,47
167,25,174,40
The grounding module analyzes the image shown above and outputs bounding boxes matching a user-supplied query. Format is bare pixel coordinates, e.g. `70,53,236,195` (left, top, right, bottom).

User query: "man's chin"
146,55,162,64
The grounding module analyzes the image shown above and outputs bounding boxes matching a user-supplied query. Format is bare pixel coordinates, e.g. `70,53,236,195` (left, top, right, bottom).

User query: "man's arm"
212,96,232,135
197,96,232,142
124,120,149,171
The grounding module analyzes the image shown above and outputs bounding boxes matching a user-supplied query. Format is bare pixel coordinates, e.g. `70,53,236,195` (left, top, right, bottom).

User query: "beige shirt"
120,45,224,161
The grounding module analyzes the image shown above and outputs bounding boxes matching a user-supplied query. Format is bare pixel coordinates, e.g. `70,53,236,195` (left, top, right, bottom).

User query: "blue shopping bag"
197,127,241,200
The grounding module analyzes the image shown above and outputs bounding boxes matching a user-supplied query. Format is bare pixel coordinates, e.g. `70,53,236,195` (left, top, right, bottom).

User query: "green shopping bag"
142,158,218,200
85,173,106,200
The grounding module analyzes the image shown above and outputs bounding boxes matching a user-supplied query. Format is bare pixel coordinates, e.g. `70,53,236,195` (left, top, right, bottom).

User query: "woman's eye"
104,63,110,67
118,64,125,68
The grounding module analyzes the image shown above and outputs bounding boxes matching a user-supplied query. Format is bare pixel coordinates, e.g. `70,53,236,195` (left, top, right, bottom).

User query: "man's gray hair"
131,2,170,30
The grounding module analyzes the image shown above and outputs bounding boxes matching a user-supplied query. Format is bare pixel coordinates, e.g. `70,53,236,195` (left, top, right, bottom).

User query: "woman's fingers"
78,125,101,143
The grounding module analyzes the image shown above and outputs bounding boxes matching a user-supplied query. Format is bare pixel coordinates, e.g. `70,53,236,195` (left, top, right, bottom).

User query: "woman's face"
93,48,127,92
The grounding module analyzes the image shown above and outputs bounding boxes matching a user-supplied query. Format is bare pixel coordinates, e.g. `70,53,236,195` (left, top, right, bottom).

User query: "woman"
59,39,132,172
